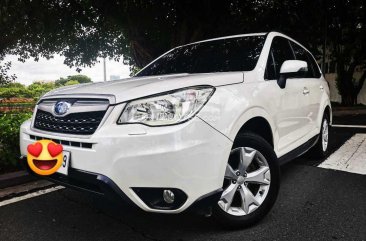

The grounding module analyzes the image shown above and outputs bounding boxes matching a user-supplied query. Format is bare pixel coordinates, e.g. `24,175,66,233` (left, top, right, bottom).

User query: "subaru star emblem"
54,101,71,116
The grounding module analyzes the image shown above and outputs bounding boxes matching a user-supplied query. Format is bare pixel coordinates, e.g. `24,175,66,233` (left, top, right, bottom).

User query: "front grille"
29,135,93,149
34,109,106,135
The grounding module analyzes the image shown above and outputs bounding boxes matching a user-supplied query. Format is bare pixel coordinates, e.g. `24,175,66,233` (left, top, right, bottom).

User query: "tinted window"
265,37,295,80
290,43,314,78
136,36,266,77
290,42,322,78
265,51,276,80
306,52,321,78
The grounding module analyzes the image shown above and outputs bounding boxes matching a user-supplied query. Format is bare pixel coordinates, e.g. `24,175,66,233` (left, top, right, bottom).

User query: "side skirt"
278,134,319,165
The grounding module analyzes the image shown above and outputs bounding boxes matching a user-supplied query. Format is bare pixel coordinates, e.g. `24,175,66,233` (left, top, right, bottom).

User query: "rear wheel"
212,133,280,228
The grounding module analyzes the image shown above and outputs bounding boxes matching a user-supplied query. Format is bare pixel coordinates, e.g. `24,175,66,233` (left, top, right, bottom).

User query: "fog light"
163,189,175,204
132,187,187,210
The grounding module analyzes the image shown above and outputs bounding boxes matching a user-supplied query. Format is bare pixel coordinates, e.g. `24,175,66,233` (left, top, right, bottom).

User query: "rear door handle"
320,85,324,91
303,87,310,95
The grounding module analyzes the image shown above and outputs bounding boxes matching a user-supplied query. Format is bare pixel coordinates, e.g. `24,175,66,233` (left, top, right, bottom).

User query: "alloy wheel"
322,119,329,152
218,147,271,216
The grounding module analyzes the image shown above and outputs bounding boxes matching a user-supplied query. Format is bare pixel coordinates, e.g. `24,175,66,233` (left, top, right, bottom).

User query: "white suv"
20,32,331,228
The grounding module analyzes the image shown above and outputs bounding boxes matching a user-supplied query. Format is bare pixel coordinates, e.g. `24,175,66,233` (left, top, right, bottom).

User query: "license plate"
57,151,70,175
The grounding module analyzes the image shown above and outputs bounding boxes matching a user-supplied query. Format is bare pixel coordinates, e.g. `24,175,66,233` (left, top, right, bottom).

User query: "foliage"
27,82,56,98
55,75,91,86
0,61,17,85
0,82,54,100
0,112,32,169
64,80,80,86
0,85,33,98
67,75,92,84
326,0,366,105
0,75,92,100
129,66,141,77
54,77,68,86
0,0,365,104
0,0,325,68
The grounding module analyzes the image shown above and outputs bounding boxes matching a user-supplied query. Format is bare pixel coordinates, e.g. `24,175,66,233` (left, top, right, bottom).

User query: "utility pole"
103,58,107,82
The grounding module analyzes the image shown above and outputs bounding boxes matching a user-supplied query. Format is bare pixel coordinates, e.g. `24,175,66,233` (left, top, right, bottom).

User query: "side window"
306,52,321,78
290,41,322,78
265,51,276,80
265,37,295,80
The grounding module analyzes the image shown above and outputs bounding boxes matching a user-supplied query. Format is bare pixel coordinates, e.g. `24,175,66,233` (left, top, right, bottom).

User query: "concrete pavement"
319,134,366,175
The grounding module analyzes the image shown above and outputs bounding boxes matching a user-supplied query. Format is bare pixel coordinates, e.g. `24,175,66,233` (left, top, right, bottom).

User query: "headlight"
117,86,215,126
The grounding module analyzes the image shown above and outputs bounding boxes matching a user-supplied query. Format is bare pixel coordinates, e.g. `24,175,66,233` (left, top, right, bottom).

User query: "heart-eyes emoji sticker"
27,140,64,176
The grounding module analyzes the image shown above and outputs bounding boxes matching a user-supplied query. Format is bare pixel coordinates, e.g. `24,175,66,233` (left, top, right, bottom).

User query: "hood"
44,72,243,103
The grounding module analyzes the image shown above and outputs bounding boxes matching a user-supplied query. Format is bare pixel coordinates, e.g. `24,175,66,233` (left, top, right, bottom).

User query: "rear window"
136,36,266,77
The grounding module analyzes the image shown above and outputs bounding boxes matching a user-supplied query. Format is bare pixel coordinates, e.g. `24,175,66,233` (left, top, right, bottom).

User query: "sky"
3,54,131,86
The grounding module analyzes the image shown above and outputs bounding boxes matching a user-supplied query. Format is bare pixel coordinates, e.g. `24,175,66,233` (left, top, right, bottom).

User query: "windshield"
136,35,266,77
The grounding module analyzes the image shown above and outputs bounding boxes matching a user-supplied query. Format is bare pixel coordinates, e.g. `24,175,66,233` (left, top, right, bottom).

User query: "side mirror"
277,60,308,89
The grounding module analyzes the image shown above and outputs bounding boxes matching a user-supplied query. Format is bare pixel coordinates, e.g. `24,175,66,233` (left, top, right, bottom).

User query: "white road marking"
0,180,53,199
0,186,64,207
319,134,366,175
332,124,366,129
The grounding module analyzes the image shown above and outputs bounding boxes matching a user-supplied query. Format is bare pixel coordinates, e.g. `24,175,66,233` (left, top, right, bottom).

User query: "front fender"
197,84,277,147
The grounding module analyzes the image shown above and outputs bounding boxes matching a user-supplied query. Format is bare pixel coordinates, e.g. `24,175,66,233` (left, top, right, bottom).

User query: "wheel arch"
235,117,274,148
318,102,332,128
324,105,332,122
227,107,278,151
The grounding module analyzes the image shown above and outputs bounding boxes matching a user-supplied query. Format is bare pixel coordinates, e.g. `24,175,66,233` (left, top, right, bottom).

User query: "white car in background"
20,32,331,228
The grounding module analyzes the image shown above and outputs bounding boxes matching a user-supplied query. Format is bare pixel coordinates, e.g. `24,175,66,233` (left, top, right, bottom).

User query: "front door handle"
303,87,310,95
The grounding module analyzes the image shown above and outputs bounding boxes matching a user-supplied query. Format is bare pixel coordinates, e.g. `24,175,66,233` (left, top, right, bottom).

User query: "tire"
310,113,330,158
212,132,280,229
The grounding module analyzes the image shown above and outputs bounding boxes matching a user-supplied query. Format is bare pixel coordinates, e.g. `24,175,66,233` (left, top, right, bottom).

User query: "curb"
0,171,37,189
333,109,366,117
0,180,56,203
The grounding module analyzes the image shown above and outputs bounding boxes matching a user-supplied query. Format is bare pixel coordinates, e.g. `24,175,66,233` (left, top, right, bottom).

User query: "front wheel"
212,133,280,228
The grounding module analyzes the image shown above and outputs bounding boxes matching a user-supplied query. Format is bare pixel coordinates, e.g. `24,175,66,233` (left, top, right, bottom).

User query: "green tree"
55,77,69,87
0,83,29,98
0,82,57,99
0,0,279,68
55,75,91,86
0,61,16,85
28,82,56,98
0,0,365,104
64,80,80,86
325,0,366,105
0,0,327,68
66,75,91,83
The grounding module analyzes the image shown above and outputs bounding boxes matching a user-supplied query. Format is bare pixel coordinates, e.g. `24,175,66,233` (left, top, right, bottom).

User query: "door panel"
290,41,323,133
264,37,310,152
307,78,322,128
276,78,310,151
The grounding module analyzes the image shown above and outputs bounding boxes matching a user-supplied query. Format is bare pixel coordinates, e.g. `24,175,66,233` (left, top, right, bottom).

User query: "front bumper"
20,116,232,213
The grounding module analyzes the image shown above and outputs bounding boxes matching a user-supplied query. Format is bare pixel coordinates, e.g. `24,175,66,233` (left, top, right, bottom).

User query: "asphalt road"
0,127,365,241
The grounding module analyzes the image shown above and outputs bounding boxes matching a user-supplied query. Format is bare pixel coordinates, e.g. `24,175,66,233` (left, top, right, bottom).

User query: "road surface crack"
344,136,365,168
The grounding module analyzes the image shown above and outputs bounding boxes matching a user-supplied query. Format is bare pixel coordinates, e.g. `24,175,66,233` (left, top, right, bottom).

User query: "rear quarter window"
290,41,321,78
